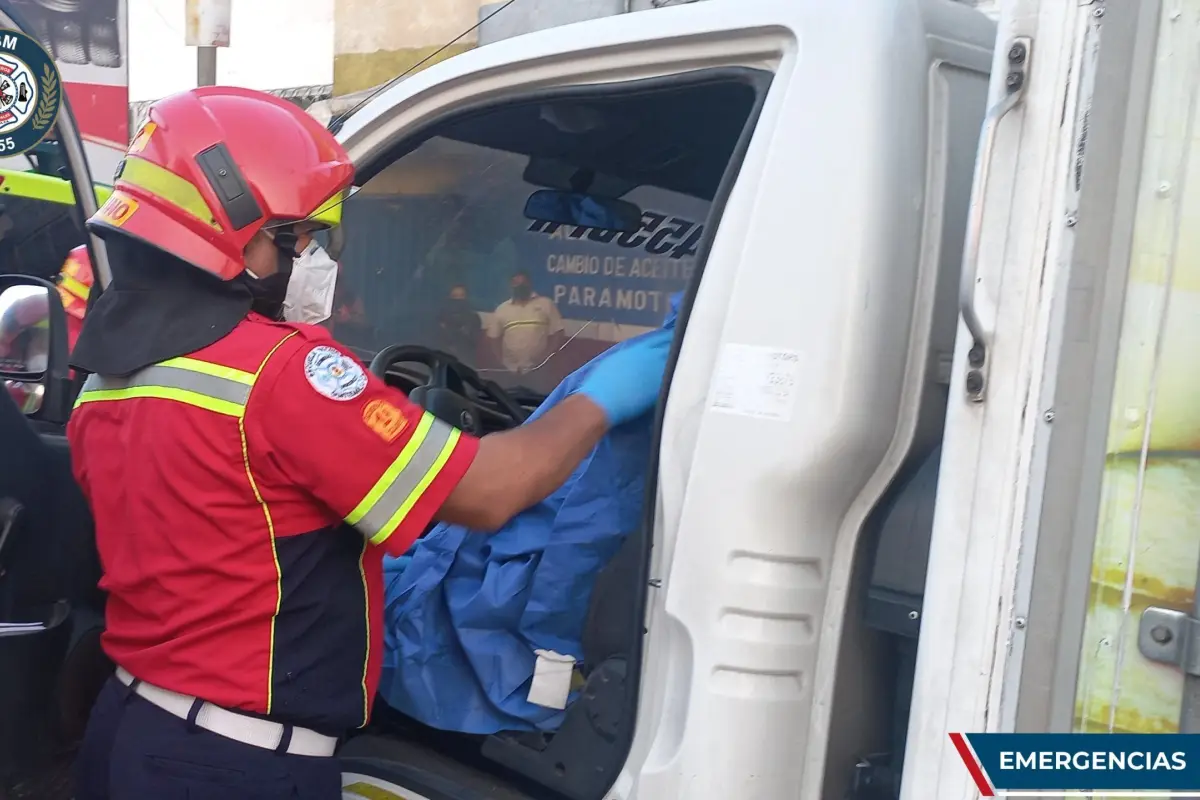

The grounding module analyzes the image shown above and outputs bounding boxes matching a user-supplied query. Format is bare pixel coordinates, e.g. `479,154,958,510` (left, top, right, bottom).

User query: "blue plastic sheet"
378,295,680,734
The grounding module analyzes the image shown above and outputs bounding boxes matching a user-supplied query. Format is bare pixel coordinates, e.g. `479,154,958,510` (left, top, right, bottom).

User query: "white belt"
116,666,339,758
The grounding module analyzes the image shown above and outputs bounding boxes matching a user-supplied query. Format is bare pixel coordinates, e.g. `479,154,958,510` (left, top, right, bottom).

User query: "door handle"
959,37,1033,402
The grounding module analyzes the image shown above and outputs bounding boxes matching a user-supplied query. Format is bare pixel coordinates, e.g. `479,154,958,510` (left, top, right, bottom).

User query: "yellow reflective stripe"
74,386,244,417
342,783,408,800
345,413,436,525
370,430,460,547
119,156,221,230
0,167,111,206
73,359,255,416
59,274,90,301
158,356,255,385
344,412,460,542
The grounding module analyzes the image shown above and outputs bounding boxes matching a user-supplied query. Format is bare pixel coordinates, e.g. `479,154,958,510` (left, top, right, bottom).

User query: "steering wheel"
368,345,529,436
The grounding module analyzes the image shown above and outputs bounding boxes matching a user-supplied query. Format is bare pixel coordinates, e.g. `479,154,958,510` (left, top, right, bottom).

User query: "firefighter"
68,87,671,799
56,244,93,351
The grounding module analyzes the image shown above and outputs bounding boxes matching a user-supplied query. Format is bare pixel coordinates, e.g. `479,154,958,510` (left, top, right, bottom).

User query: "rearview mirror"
523,189,643,233
0,276,72,420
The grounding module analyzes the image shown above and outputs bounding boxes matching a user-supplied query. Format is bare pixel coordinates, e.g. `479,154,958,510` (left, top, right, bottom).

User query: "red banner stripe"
63,80,128,147
949,732,996,797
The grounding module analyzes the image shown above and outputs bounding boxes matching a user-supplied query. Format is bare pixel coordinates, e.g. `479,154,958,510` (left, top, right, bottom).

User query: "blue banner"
954,733,1200,794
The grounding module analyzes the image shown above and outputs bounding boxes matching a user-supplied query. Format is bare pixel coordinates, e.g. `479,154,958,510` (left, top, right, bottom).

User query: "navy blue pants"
74,677,342,799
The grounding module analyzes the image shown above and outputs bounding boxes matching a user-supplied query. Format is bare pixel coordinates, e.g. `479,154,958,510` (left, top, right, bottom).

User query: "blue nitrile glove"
574,328,673,426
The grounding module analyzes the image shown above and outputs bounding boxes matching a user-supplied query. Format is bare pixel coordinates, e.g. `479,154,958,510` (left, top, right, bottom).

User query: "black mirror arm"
40,279,73,422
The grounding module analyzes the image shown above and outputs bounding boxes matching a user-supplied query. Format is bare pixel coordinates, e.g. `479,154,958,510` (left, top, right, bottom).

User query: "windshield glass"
332,80,757,395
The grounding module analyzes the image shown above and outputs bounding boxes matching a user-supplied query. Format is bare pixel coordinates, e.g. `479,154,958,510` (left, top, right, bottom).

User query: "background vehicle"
0,0,1188,799
0,0,123,298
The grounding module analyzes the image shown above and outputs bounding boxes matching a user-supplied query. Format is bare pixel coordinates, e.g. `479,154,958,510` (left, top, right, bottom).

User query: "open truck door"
0,1,112,791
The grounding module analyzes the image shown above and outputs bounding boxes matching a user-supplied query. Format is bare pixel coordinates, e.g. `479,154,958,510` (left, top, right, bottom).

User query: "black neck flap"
70,234,255,377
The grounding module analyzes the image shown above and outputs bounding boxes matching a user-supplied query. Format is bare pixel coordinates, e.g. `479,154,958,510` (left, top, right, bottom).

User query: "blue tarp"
378,295,680,734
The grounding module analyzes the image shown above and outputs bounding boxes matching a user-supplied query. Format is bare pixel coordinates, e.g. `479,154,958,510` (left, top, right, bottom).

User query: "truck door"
903,2,1200,797
0,2,112,792
326,2,993,799
326,11,780,800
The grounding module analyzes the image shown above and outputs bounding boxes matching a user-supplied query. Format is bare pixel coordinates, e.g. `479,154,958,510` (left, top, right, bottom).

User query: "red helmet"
86,86,354,281
56,245,93,320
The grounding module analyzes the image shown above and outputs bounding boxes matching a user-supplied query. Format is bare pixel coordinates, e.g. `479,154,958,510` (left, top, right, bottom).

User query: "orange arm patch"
362,399,409,443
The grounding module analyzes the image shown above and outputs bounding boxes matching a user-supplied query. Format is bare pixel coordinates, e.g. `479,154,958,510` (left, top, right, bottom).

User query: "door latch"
1138,607,1200,676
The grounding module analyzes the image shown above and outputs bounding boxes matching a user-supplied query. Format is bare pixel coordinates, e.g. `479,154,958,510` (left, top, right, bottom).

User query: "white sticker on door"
710,343,802,422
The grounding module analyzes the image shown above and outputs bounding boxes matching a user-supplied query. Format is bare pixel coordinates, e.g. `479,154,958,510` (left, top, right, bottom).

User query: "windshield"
331,80,757,395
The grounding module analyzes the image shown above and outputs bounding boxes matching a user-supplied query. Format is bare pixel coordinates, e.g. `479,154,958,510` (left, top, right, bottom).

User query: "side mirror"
523,189,644,233
0,275,72,421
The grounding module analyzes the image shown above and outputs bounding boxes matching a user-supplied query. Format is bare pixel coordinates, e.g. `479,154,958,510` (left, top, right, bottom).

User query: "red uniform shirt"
67,313,478,733
66,313,83,353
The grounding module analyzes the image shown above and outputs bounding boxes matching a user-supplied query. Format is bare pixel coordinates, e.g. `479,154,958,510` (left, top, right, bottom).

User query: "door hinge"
1139,607,1200,676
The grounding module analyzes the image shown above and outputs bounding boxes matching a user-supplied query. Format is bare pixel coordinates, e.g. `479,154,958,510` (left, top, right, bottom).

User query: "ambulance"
0,0,1191,798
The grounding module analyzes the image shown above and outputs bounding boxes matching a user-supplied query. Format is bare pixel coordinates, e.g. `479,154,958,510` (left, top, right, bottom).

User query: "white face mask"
282,240,339,325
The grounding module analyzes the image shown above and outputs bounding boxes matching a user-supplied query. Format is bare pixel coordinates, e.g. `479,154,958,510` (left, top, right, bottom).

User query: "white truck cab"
324,2,991,796
0,0,1190,798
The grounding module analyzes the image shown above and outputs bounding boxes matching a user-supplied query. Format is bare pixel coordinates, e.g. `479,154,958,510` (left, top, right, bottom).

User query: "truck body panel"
1075,0,1200,736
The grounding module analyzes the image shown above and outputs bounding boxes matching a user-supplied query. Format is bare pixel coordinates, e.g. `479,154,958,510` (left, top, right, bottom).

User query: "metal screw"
965,370,985,395
1043,409,1055,423
1005,71,1025,91
1092,6,1105,17
968,344,986,367
1066,214,1078,227
1150,626,1173,645
908,610,920,621
218,168,228,177
1008,43,1027,64
1014,616,1027,630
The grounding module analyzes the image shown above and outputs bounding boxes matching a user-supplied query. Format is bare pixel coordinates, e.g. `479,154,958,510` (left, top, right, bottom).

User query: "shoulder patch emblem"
362,399,408,443
303,345,367,401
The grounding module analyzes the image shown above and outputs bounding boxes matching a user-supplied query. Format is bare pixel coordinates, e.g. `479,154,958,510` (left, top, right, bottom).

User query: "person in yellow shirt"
487,271,564,378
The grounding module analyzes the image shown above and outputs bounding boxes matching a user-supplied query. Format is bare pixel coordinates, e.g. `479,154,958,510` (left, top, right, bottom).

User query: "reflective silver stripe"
352,416,458,540
77,363,252,408
79,373,103,394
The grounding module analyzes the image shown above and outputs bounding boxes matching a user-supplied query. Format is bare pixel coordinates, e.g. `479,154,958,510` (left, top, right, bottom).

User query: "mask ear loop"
270,226,300,277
